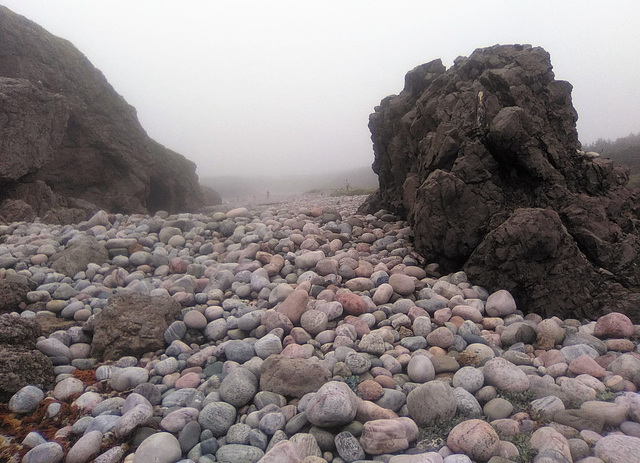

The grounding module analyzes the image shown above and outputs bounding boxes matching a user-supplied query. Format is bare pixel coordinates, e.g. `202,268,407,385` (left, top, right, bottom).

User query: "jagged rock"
0,279,29,313
0,6,203,215
362,44,640,321
0,315,54,401
90,294,182,361
0,314,42,348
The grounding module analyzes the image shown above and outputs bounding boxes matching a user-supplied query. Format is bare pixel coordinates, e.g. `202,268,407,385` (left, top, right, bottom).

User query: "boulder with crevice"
362,44,640,321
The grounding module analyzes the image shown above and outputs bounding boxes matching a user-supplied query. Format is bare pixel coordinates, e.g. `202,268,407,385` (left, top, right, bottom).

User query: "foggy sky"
1,1,639,178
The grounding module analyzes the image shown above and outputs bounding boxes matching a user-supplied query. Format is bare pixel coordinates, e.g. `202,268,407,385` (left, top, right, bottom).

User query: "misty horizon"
1,1,638,179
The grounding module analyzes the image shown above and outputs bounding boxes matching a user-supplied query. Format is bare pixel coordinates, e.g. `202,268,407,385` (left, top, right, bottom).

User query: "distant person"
266,190,270,200
346,180,350,191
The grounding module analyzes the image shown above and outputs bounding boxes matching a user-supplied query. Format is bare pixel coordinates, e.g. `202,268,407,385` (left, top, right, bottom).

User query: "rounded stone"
254,334,283,359
594,312,635,339
224,340,256,364
483,398,514,421
452,366,485,393
9,385,45,414
595,434,640,463
22,442,64,463
160,407,200,433
335,431,365,462
219,367,258,407
53,377,84,401
110,367,149,392
388,273,416,296
306,381,360,427
482,357,529,392
183,310,208,330
447,419,500,462
134,432,182,463
407,381,456,426
198,401,237,437
300,310,329,335
485,290,517,317
65,430,102,463
407,355,435,383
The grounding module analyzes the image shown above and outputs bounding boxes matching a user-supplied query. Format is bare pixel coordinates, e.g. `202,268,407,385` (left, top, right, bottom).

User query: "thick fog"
1,0,639,178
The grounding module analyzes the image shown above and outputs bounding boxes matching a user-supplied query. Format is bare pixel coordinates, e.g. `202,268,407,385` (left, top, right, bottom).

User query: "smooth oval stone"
110,367,149,391
22,442,64,463
53,377,84,401
134,432,182,463
254,334,283,359
161,407,200,433
9,385,45,414
198,402,237,437
215,444,264,463
114,403,153,438
219,367,258,407
65,430,103,463
407,355,435,383
178,420,201,454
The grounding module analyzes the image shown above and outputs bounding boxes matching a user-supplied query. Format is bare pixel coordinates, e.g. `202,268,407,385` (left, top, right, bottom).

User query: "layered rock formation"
0,6,205,221
362,44,640,321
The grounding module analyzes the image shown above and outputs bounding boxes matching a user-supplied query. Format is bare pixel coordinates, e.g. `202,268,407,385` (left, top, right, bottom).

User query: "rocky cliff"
0,6,205,221
362,44,640,321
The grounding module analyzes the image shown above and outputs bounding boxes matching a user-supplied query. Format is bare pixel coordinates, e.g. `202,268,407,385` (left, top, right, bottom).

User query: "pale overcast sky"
1,1,639,178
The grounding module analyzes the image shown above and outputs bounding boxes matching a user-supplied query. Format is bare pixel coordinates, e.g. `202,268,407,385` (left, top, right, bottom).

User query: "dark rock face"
0,6,203,220
363,44,640,321
0,314,54,401
90,294,182,361
201,185,223,207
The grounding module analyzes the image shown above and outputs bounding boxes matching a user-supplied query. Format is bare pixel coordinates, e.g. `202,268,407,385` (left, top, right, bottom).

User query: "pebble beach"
2,192,640,463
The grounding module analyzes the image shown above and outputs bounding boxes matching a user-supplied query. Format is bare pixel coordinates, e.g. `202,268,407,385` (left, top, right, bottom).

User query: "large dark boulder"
90,294,182,361
0,6,203,217
363,44,640,321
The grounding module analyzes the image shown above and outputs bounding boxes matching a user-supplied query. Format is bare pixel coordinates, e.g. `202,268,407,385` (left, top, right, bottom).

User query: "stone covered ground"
1,193,640,463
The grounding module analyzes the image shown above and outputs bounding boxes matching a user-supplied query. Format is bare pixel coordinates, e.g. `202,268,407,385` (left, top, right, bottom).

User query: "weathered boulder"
0,279,29,313
90,294,181,361
50,235,109,277
0,314,42,347
260,355,332,398
362,44,640,321
0,314,54,401
0,5,203,216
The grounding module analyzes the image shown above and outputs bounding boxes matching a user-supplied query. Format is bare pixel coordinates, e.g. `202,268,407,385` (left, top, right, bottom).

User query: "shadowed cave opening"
146,176,170,214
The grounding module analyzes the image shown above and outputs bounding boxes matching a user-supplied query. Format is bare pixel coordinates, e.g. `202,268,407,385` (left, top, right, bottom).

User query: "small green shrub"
596,388,619,402
344,375,361,393
417,414,469,452
498,431,536,463
497,389,534,415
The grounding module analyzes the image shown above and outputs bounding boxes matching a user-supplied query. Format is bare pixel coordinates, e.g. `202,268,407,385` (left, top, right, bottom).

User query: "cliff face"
0,6,203,221
363,44,640,321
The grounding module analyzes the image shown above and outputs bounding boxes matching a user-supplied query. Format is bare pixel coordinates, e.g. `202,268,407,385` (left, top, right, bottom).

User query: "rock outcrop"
362,44,640,321
0,6,204,221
